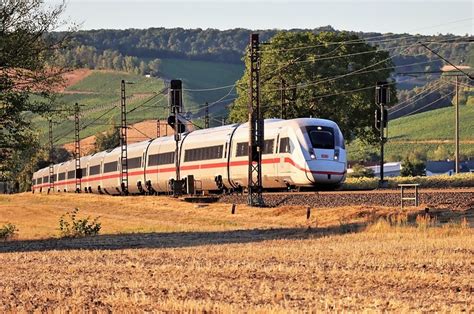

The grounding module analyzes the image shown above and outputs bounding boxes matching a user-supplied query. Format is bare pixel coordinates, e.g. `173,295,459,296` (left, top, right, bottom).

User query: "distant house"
426,160,474,176
367,162,401,177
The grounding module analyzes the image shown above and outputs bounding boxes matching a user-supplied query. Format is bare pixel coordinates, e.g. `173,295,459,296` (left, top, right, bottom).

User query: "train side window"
235,142,248,157
148,152,175,166
103,161,118,173
263,139,274,154
67,170,75,179
184,145,223,162
37,177,42,184
128,157,142,169
58,172,66,181
89,165,100,176
81,168,87,177
32,178,36,185
43,176,49,183
279,137,292,153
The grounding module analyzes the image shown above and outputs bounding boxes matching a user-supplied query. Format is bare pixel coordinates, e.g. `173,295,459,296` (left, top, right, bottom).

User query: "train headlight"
334,148,340,160
310,153,316,159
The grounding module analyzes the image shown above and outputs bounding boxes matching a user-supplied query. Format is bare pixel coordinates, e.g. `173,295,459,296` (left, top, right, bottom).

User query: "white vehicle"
32,118,347,194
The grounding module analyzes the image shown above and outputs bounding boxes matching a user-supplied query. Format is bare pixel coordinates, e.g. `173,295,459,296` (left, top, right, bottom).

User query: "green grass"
348,105,474,161
32,61,243,146
67,71,165,94
159,58,244,117
388,104,474,141
32,70,166,145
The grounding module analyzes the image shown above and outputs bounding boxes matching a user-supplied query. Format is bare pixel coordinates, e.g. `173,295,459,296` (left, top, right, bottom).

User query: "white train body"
32,118,347,193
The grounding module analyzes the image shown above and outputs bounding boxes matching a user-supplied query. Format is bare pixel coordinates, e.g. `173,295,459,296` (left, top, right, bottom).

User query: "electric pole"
204,102,210,128
120,80,130,194
74,103,81,193
48,119,54,192
455,75,460,174
169,79,184,196
156,119,161,138
247,33,264,207
375,82,389,187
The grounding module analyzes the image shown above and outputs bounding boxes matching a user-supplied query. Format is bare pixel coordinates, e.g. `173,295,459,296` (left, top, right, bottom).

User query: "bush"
0,223,18,240
348,164,375,178
59,208,101,238
344,173,474,190
401,158,426,177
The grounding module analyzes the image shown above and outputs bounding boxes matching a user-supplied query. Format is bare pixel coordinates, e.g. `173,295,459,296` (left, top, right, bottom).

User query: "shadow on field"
0,223,365,253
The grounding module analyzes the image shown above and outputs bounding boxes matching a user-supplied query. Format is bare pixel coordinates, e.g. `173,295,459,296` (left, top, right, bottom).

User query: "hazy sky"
48,0,473,35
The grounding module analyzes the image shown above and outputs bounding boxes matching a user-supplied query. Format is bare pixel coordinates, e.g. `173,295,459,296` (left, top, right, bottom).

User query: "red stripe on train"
33,157,345,188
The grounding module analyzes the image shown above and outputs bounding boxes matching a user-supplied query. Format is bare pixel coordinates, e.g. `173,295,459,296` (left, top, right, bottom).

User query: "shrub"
0,223,18,240
59,208,101,238
348,164,375,178
401,158,426,177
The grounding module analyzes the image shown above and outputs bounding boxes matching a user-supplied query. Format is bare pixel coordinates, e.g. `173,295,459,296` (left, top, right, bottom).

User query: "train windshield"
306,126,335,149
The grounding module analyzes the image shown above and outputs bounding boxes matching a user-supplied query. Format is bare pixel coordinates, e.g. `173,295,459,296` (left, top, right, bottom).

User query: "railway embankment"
219,189,474,210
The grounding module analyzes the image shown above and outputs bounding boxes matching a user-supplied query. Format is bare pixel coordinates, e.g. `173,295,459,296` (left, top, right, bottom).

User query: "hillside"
348,104,474,161
33,59,243,150
385,104,474,160
159,58,244,120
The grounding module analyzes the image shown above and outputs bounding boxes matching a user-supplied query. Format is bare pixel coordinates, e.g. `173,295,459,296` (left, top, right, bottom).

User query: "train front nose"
305,145,347,185
306,159,346,184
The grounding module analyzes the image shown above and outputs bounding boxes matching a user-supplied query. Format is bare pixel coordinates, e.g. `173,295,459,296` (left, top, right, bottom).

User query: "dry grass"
0,193,473,312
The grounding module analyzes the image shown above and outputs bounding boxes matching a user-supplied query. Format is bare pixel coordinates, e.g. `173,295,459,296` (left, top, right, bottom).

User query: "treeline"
51,27,472,67
53,45,161,75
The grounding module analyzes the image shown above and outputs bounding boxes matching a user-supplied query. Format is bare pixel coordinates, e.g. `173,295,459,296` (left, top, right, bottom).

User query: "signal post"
375,82,389,187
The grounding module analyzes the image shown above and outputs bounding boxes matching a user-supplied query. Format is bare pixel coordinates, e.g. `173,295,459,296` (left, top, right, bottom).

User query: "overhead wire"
388,80,449,116
257,17,473,54
397,90,456,118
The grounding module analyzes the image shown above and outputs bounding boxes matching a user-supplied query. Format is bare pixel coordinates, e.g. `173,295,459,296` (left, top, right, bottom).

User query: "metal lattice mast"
48,119,54,191
120,80,129,194
247,33,264,207
204,102,210,128
74,103,81,193
156,120,161,138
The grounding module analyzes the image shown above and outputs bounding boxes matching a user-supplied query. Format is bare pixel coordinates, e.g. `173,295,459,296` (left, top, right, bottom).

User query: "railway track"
219,188,474,210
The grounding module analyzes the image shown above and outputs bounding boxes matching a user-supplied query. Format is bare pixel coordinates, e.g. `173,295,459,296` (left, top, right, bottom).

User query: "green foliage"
229,31,396,143
53,45,162,75
59,208,101,238
50,27,469,66
94,123,120,152
348,164,375,178
0,223,18,240
401,158,426,177
0,0,71,186
388,99,474,141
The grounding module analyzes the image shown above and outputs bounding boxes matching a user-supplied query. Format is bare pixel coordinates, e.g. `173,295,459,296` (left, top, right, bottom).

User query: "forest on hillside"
53,27,472,68
50,27,473,118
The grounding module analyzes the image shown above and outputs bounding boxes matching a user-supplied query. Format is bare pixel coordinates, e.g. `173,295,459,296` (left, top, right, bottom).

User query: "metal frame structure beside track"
120,80,129,194
74,103,81,193
247,33,265,207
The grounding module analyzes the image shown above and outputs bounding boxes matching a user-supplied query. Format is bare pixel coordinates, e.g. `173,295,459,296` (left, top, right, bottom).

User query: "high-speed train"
32,118,347,194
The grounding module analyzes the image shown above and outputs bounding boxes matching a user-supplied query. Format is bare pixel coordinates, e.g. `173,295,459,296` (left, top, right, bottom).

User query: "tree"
228,31,396,143
94,124,120,152
0,0,72,189
401,158,426,177
349,164,375,178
